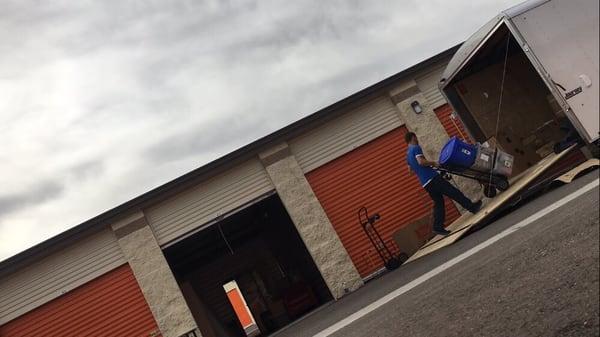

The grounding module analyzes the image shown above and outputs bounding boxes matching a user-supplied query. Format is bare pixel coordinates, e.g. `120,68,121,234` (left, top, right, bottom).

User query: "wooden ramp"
554,158,599,184
405,147,578,263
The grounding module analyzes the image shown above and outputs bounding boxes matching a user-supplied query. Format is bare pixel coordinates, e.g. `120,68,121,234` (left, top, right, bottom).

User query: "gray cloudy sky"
0,0,522,261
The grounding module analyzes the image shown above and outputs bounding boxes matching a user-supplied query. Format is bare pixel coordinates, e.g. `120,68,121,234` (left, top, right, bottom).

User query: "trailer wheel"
398,253,409,264
483,184,497,198
385,257,401,271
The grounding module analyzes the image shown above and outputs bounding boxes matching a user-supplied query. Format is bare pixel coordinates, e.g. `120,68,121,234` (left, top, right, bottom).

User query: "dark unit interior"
164,194,332,337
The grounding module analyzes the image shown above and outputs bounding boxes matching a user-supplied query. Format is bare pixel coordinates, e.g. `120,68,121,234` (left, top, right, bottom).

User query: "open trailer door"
505,0,599,143
405,0,598,263
440,0,599,145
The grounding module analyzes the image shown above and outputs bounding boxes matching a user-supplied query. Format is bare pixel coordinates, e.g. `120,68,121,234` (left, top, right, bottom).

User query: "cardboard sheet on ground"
405,147,576,263
554,159,599,184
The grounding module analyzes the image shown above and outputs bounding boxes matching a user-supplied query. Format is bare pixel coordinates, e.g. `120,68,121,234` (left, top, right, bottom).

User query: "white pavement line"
314,178,599,337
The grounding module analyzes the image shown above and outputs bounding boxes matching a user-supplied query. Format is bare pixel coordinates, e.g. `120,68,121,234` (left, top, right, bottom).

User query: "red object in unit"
0,264,160,337
306,127,460,278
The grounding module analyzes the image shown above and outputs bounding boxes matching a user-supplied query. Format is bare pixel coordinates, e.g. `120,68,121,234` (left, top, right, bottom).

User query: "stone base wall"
112,213,200,337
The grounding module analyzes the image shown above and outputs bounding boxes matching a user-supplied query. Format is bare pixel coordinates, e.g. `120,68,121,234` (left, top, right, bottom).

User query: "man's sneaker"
470,200,483,214
433,228,451,236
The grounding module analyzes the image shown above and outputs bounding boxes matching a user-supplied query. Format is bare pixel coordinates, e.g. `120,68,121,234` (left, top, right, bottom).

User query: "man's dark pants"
424,175,477,231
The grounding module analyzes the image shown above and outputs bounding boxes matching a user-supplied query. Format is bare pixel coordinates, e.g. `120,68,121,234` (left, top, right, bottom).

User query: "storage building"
0,45,498,337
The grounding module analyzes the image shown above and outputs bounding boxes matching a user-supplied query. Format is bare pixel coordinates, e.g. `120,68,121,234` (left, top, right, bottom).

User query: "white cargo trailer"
440,0,598,175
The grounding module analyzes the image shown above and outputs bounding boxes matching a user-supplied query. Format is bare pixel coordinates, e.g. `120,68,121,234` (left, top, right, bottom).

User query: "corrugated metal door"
306,127,460,278
289,95,402,173
146,158,274,246
0,264,160,337
0,228,126,326
435,103,471,141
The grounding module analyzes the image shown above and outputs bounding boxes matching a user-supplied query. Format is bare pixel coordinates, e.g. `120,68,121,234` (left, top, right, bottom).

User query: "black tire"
385,257,401,271
397,253,409,264
495,176,510,191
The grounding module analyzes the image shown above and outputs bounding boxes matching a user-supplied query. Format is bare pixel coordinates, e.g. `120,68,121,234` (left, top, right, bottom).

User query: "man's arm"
416,154,438,168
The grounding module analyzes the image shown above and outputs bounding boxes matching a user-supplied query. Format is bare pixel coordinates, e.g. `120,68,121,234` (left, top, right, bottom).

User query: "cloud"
0,0,524,260
69,160,105,181
0,181,64,218
143,116,269,164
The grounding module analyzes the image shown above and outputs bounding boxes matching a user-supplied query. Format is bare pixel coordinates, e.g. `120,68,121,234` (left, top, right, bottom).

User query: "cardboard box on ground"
392,216,432,258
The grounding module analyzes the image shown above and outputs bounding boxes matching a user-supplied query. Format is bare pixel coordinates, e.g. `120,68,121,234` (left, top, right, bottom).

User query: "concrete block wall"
111,213,202,337
258,143,364,299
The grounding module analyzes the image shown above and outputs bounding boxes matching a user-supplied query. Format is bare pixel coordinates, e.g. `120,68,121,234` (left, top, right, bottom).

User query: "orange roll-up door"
0,264,160,337
306,127,460,278
435,103,471,142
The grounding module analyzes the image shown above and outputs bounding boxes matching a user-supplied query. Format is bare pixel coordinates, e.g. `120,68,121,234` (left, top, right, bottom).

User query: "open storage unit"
164,195,332,337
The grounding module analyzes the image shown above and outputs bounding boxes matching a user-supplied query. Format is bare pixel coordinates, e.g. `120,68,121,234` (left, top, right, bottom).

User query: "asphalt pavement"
272,170,600,337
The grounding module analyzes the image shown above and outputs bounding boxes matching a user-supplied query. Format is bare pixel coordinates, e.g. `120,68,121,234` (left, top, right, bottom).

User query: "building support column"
111,212,202,337
390,82,481,206
259,143,363,299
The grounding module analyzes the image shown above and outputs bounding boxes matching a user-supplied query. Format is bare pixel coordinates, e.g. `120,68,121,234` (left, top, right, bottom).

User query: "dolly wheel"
495,177,510,191
483,184,497,198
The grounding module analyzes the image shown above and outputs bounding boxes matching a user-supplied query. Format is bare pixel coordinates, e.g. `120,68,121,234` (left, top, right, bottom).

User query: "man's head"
405,131,418,145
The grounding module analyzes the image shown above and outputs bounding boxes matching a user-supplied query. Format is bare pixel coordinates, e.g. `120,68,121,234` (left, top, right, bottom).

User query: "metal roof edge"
503,0,550,18
0,43,462,275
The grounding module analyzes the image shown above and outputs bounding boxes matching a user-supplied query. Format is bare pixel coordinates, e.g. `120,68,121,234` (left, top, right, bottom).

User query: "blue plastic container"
439,136,477,169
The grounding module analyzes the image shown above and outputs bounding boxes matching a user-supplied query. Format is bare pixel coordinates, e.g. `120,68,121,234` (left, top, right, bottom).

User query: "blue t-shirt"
407,144,439,186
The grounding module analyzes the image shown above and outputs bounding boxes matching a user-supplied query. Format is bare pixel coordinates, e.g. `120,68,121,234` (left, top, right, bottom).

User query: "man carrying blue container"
405,132,482,236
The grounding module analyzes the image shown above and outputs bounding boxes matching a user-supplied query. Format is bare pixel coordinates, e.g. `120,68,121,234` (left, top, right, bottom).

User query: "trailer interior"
164,195,332,337
442,23,582,176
